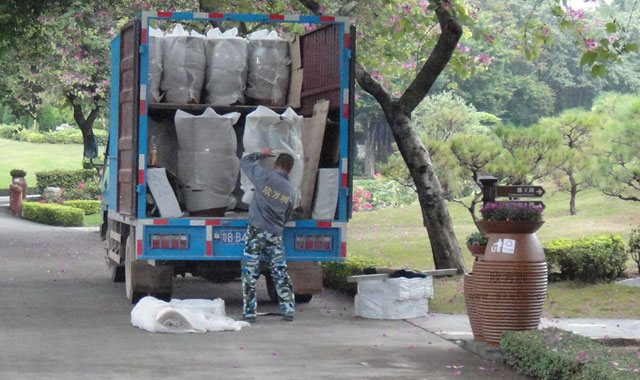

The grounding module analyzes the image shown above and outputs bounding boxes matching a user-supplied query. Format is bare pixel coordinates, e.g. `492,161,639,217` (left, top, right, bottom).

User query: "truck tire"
108,261,125,283
125,231,145,304
294,294,313,303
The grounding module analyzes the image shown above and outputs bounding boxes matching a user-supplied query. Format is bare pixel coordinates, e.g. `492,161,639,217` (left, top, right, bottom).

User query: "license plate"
218,230,246,245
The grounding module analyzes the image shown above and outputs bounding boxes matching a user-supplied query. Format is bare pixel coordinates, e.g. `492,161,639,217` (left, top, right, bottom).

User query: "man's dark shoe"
243,316,257,323
282,314,294,322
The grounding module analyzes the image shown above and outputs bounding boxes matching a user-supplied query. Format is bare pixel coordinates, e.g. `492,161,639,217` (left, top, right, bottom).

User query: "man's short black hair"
275,153,294,171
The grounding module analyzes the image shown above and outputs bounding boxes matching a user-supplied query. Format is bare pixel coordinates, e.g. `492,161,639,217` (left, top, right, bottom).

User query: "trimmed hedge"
321,255,389,294
502,328,640,380
544,235,628,283
0,124,108,145
35,169,97,193
22,202,84,227
63,200,101,215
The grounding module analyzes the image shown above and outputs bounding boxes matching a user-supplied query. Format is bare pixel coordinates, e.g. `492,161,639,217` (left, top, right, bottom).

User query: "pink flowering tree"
3,0,198,159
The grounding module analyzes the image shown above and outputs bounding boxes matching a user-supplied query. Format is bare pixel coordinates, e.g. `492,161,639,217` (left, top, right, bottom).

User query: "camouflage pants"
241,225,295,318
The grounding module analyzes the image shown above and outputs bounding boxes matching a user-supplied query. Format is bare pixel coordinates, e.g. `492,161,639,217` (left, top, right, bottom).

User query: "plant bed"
501,327,640,380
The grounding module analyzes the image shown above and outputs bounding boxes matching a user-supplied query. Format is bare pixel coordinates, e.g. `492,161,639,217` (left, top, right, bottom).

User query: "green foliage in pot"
10,169,26,178
466,231,488,246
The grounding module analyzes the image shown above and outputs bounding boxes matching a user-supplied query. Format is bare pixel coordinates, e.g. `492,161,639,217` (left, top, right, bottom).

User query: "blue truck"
101,11,355,303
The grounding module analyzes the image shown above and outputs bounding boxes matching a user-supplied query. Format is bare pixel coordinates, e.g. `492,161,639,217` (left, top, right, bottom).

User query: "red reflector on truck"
295,235,333,251
149,233,189,250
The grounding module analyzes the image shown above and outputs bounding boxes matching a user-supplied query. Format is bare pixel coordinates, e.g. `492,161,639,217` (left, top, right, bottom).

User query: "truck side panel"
116,20,140,216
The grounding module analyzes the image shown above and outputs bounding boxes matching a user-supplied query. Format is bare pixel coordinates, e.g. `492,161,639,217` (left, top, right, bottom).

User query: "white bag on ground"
148,26,164,103
161,24,206,104
205,28,248,105
131,296,249,333
175,108,240,211
246,30,290,105
241,106,303,207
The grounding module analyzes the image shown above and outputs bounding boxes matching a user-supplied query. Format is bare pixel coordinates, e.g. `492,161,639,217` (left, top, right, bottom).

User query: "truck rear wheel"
125,231,145,304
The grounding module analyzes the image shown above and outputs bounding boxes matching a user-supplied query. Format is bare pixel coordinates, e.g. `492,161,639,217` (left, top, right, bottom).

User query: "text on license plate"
217,230,246,245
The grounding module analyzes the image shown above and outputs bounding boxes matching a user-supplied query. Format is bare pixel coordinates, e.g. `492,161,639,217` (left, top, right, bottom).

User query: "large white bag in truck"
175,108,240,211
161,24,206,104
241,106,303,207
148,27,164,103
204,28,248,106
246,30,290,105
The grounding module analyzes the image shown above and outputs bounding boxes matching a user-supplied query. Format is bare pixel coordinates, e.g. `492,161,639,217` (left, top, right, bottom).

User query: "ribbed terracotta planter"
466,244,486,258
470,220,547,347
463,273,483,341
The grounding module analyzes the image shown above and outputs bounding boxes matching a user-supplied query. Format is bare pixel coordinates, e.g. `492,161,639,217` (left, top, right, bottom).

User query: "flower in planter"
479,201,544,222
466,231,488,246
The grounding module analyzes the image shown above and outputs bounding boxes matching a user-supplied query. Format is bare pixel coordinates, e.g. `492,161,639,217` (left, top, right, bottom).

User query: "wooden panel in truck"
117,20,140,216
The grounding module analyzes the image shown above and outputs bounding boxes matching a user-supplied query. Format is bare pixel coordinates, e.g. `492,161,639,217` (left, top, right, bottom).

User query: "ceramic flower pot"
471,221,548,347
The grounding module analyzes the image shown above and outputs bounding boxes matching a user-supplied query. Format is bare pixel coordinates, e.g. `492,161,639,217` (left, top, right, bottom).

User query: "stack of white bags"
149,25,290,106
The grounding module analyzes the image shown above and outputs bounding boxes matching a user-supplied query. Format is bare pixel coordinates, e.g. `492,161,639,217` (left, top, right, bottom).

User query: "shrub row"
545,235,627,283
502,328,640,380
0,124,107,145
64,200,101,215
22,202,84,227
321,255,389,294
35,169,97,193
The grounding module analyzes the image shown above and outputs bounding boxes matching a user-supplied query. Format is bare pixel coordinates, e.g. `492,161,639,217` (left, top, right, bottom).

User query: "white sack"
241,106,303,207
357,277,434,300
131,296,249,333
161,24,206,104
205,28,248,105
354,294,429,320
148,27,164,103
246,30,290,105
175,108,240,211
175,108,238,155
311,169,339,219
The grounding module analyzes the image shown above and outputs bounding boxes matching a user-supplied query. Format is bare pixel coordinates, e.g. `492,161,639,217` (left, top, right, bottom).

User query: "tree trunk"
387,108,465,272
569,173,578,216
68,94,100,159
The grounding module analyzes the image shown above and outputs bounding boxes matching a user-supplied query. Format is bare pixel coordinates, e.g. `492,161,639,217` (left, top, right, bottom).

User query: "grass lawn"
348,183,640,319
0,138,103,188
84,213,102,227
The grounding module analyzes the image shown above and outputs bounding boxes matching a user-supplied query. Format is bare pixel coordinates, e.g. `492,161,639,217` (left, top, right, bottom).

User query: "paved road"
0,206,530,380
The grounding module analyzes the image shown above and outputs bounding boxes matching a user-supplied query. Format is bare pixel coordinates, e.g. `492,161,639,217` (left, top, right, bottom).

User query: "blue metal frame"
106,37,121,211
110,12,352,262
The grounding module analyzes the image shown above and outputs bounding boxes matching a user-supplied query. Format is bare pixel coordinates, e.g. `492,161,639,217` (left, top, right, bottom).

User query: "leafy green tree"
448,132,505,220
2,106,17,125
543,109,602,215
592,93,640,202
37,105,62,132
413,91,485,141
494,123,561,185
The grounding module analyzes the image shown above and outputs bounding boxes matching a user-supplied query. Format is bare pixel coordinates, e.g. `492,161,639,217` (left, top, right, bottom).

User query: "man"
240,147,296,323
